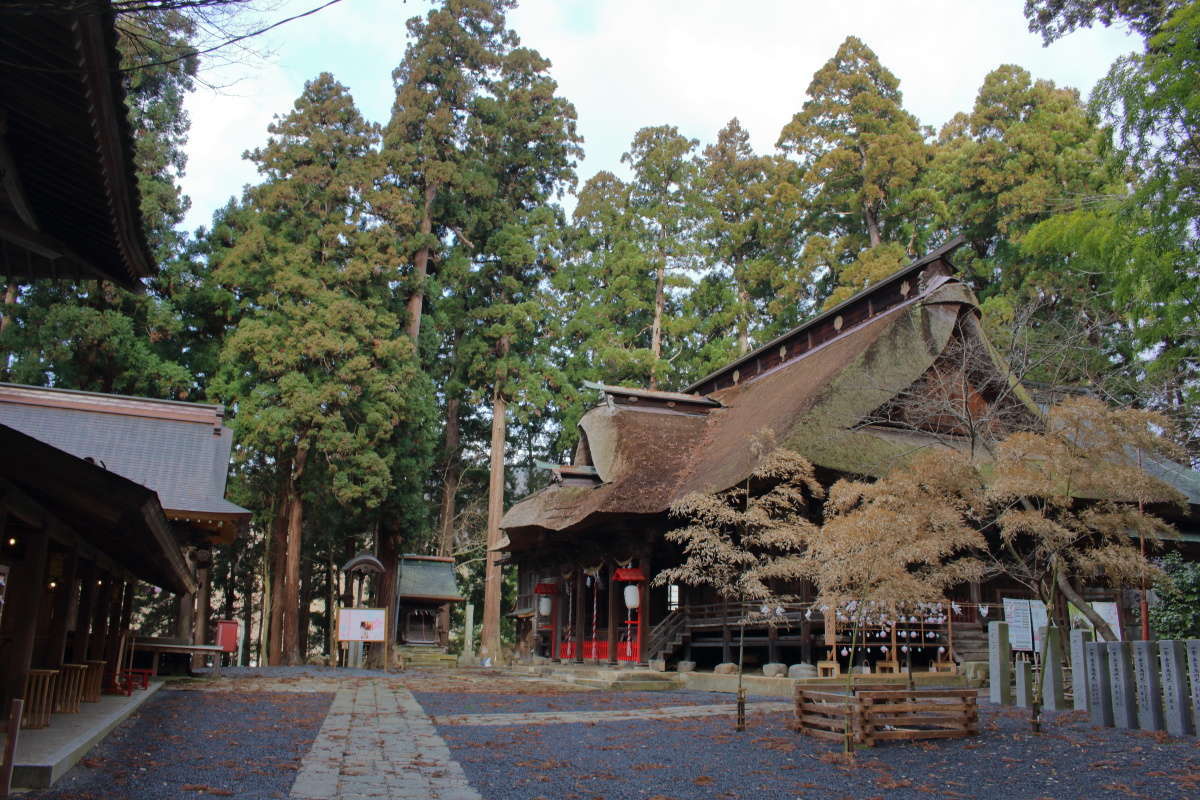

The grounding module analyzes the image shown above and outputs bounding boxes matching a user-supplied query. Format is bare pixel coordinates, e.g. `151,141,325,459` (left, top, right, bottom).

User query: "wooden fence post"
2,698,24,798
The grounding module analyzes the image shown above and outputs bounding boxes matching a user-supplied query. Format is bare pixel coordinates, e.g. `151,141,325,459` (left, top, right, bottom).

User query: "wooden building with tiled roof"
0,3,246,770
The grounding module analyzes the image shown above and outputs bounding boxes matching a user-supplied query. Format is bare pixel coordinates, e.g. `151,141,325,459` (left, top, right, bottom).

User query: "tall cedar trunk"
436,396,462,647
266,490,288,665
0,281,15,337
282,445,309,666
374,520,399,668
405,183,437,340
864,202,882,248
325,553,336,656
298,552,315,659
438,396,462,556
241,558,254,666
480,336,510,658
737,285,750,355
649,260,666,390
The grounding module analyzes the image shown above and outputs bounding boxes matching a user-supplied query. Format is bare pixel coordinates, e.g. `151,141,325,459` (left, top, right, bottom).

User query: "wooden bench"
21,669,57,729
54,664,88,713
82,660,106,702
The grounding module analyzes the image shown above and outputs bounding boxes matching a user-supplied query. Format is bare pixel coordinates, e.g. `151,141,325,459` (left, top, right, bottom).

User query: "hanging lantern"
538,595,552,616
980,606,989,617
880,646,888,653
938,646,946,654
840,647,849,657
623,584,640,609
901,646,909,653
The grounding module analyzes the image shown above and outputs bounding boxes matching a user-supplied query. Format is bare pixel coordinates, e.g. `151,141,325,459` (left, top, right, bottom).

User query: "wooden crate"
795,685,978,747
794,687,860,744
856,688,978,746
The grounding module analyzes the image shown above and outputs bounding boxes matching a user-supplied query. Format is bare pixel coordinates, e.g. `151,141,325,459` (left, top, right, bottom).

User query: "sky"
179,0,1140,234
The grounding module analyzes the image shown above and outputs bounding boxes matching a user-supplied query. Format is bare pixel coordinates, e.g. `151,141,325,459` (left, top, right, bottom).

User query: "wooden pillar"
71,561,98,663
193,565,210,669
550,592,560,662
176,590,195,643
87,575,113,661
606,563,618,667
573,570,585,664
102,579,125,677
637,553,650,667
768,625,779,664
45,548,79,668
119,581,135,631
2,526,49,708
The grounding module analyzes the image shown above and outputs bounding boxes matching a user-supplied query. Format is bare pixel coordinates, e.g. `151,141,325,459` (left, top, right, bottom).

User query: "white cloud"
179,0,1138,232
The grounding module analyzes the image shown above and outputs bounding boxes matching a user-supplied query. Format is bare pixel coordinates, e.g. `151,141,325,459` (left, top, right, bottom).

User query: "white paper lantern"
980,606,989,617
623,584,640,609
938,646,946,654
901,646,909,653
840,647,849,656
537,595,552,616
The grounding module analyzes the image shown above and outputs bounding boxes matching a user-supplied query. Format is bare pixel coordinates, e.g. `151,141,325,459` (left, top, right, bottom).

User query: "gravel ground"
22,687,333,800
412,689,733,716
198,665,381,679
438,701,1200,800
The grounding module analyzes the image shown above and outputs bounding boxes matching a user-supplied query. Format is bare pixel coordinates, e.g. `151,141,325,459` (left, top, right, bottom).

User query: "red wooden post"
573,571,585,664
550,592,560,662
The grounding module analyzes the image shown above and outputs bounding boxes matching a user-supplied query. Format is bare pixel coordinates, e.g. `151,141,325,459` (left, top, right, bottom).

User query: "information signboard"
1003,597,1034,651
1069,601,1122,640
1002,597,1049,651
337,607,387,642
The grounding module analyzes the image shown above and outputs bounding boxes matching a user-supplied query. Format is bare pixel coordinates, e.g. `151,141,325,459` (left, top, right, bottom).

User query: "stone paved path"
290,680,481,800
433,700,792,727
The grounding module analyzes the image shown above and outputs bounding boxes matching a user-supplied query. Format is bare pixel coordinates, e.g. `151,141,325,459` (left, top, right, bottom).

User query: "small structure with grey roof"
395,555,463,647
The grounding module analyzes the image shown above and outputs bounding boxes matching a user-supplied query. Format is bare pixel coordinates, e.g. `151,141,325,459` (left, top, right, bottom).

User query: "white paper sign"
338,607,387,642
1003,597,1033,651
1068,601,1122,640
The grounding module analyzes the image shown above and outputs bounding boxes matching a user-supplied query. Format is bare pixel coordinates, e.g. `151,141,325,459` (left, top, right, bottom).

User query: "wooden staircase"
397,646,458,670
647,609,690,663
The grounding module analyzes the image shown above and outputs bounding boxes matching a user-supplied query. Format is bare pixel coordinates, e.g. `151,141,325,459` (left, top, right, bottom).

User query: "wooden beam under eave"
0,214,108,281
73,14,154,284
0,116,40,231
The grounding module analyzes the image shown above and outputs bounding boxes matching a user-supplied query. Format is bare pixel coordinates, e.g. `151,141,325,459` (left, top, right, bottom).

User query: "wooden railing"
647,609,687,659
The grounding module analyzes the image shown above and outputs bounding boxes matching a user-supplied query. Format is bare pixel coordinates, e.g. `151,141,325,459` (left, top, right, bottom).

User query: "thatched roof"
501,241,1031,548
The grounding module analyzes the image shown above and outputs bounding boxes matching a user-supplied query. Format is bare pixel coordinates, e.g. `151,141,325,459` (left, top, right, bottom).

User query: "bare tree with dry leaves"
987,395,1185,640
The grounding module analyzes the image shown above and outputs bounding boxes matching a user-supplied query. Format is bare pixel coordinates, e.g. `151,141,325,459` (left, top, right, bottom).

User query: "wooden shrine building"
0,2,249,746
500,240,1200,672
395,555,463,647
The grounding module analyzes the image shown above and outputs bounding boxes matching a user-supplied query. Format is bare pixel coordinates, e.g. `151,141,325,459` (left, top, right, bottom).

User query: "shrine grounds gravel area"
412,688,731,716
436,698,1200,800
12,670,1200,799
20,687,333,800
